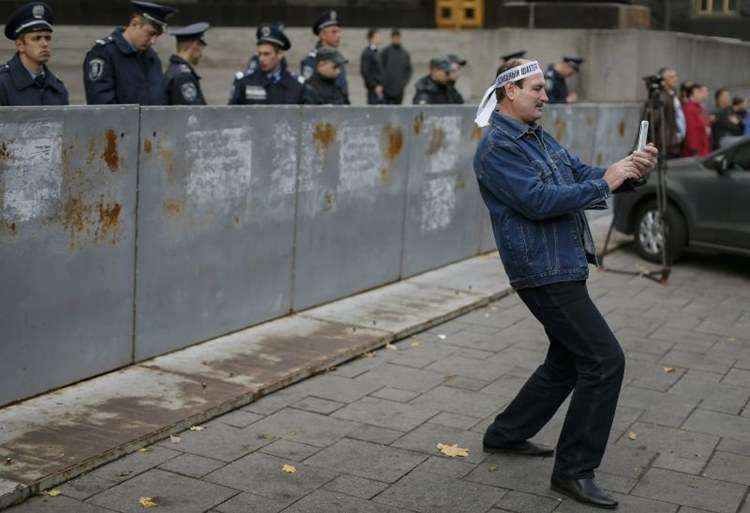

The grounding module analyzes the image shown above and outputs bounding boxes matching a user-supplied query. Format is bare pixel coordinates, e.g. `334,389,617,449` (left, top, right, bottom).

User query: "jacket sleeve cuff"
592,178,611,201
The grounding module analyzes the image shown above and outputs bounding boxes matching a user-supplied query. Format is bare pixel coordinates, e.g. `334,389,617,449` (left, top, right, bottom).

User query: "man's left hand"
629,143,658,178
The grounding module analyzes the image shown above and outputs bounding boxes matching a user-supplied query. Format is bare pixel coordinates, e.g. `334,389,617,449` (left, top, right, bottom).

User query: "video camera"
642,75,664,96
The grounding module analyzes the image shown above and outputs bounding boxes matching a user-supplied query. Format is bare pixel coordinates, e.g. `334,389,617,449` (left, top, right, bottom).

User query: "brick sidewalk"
9,248,750,513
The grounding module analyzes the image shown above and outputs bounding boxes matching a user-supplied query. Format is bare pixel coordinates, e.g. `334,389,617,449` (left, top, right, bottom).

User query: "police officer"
300,10,348,97
83,1,176,105
545,56,583,104
162,22,209,105
446,54,466,104
360,28,383,105
229,24,303,105
497,50,526,76
242,22,287,76
0,2,68,106
301,48,349,105
412,56,453,105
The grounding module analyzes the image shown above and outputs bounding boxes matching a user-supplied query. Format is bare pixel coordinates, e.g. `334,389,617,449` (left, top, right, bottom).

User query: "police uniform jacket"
301,42,348,97
229,62,303,105
301,73,349,105
83,27,165,105
545,64,568,104
446,82,464,104
0,53,68,106
162,54,205,105
412,75,451,105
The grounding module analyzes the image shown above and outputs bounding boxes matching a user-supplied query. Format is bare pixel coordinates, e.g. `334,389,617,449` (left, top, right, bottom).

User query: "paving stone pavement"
8,248,750,513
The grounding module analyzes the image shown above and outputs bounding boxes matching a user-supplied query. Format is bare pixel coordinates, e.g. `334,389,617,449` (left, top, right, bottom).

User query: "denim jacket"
474,111,611,290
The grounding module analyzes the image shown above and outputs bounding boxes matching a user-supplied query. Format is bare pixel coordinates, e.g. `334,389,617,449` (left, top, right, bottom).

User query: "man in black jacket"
412,56,452,105
360,28,383,105
301,48,349,105
162,22,209,105
380,29,411,105
229,24,303,105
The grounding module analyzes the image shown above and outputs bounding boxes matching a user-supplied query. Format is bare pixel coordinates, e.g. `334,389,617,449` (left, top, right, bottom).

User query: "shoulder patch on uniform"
297,75,306,84
235,71,244,80
95,36,114,46
181,82,198,102
0,64,9,73
88,58,105,81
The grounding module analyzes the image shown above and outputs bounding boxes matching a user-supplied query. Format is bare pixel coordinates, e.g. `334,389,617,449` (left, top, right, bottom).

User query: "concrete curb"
0,214,631,510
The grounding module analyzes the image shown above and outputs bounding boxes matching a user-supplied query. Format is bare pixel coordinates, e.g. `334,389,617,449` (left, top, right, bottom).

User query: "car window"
730,142,750,171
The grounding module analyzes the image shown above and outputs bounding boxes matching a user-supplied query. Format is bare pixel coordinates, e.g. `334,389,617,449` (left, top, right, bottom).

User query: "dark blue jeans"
484,280,625,480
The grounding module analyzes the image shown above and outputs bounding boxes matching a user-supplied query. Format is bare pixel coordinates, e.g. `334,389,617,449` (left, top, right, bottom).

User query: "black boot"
482,439,554,457
551,477,618,509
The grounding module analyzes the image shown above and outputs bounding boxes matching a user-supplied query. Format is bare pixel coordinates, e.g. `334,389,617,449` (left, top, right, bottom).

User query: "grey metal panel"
135,106,299,361
0,106,138,406
541,104,600,164
292,107,410,311
593,105,642,168
401,106,482,278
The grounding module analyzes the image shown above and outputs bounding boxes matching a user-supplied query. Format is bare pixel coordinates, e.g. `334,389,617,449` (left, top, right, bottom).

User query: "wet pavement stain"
313,122,336,155
426,127,445,156
102,130,120,172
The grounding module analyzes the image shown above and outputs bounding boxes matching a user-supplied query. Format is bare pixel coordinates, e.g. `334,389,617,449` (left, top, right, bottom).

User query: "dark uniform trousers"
229,66,303,105
83,27,164,105
0,53,68,106
162,55,206,105
300,42,348,97
484,280,625,480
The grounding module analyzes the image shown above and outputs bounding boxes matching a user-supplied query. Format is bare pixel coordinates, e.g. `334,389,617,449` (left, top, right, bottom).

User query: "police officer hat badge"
256,23,291,51
313,9,342,35
4,2,55,40
130,1,178,30
170,22,210,46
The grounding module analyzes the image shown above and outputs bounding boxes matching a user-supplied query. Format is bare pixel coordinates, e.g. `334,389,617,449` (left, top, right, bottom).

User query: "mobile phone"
637,120,649,152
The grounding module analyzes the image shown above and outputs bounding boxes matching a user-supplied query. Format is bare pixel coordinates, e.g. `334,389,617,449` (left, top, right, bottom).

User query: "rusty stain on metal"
383,125,403,161
62,197,90,250
554,119,566,141
596,153,604,165
164,199,184,218
323,192,335,211
1,221,17,236
426,127,445,156
143,138,153,154
102,129,120,172
233,216,240,226
455,178,466,189
379,168,391,185
586,116,595,126
471,126,483,140
313,122,336,155
97,202,122,245
617,119,626,138
157,142,176,181
0,140,11,161
86,137,96,165
413,114,424,135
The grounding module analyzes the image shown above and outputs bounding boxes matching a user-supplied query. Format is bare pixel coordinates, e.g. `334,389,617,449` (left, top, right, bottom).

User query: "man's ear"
505,83,516,101
15,38,24,53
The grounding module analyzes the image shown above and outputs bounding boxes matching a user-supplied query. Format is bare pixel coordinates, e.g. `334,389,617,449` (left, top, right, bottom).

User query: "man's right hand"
603,159,641,192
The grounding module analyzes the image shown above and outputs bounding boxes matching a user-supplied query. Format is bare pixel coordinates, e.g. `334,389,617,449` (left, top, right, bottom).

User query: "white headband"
474,60,542,127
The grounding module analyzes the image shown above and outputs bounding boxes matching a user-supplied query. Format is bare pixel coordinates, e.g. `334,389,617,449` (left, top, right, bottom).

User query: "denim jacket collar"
490,110,542,141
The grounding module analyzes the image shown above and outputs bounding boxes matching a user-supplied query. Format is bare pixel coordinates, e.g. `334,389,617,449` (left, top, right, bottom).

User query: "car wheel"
634,200,687,264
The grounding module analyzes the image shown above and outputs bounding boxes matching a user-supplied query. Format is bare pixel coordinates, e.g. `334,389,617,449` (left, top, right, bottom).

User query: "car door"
723,141,750,249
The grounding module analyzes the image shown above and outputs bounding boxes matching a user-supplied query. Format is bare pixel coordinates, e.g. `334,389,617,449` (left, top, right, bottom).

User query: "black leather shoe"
550,477,618,509
482,440,554,457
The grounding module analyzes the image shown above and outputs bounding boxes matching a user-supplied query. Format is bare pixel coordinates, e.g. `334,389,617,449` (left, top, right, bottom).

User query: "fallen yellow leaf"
410,341,422,348
282,464,297,474
663,367,675,374
139,496,157,508
362,352,375,359
138,448,152,453
627,432,637,440
385,343,397,351
44,489,61,497
488,464,498,472
437,443,469,458
189,426,205,432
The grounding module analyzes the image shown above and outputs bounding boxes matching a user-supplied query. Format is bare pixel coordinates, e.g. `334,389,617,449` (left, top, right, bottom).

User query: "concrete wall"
1,102,640,406
1,25,749,105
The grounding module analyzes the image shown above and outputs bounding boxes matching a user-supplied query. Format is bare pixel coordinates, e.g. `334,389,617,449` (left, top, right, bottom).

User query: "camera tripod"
599,86,672,285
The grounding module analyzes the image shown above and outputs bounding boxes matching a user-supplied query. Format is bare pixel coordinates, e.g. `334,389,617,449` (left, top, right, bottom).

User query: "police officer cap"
312,10,342,35
430,56,452,72
256,23,291,51
170,22,210,45
447,54,467,66
563,56,584,71
500,50,526,62
315,47,347,66
4,2,54,41
131,1,178,29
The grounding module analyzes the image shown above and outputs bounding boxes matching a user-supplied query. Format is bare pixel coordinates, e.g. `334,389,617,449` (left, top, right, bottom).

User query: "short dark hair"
732,96,745,107
715,88,729,102
494,58,527,102
367,28,378,40
391,29,400,37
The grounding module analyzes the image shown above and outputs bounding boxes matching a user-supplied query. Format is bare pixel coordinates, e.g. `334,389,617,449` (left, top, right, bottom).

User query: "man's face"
662,69,679,91
16,31,52,64
431,68,448,84
317,59,341,79
560,62,576,77
128,19,161,51
257,43,282,72
449,63,461,82
505,73,548,123
391,34,401,46
186,40,204,66
371,31,381,46
717,90,730,108
320,26,342,47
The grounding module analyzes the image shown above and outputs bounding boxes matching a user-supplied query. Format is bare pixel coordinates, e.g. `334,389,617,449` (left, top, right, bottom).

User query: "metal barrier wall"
0,106,139,405
0,103,641,406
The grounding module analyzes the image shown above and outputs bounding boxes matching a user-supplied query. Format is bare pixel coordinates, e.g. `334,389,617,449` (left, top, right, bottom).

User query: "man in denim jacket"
474,58,657,509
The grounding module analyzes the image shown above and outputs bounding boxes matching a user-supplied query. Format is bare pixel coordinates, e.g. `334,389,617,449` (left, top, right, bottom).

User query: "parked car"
613,137,750,262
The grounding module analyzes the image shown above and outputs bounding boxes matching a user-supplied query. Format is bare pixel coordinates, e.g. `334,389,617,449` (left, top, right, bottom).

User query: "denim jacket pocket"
551,150,576,185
